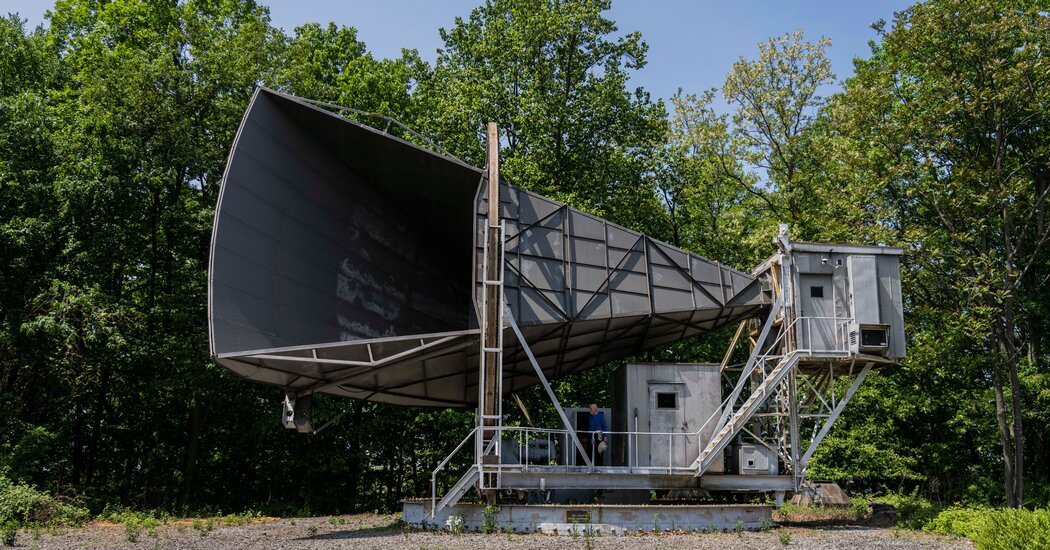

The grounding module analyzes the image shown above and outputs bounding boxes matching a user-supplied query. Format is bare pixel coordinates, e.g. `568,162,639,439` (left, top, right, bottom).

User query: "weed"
289,518,296,526
582,523,596,550
307,525,318,536
760,517,774,531
778,529,791,545
481,503,499,534
191,517,214,537
1,521,17,546
124,516,143,542
221,510,260,527
735,519,745,536
445,514,463,535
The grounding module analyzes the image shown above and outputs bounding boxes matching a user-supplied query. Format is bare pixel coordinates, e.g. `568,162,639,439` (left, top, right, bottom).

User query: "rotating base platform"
402,500,772,535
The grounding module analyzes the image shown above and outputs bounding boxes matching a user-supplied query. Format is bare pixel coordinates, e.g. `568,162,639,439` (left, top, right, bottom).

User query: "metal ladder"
694,352,801,475
476,219,505,491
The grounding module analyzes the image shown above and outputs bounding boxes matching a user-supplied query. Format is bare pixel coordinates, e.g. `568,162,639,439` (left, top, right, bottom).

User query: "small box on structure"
610,363,724,472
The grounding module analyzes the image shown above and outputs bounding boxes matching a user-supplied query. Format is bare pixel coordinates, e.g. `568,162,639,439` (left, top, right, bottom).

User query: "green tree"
278,21,422,121
665,89,766,267
818,0,1050,506
722,29,833,235
417,0,668,231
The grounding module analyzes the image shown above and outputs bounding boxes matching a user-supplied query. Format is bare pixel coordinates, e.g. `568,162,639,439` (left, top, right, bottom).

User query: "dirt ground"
13,513,972,549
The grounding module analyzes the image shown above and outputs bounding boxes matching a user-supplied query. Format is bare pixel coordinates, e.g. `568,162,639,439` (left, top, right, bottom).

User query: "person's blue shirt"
589,411,607,435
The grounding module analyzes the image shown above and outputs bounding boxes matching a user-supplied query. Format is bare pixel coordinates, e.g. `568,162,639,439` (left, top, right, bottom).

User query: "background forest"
1,0,1048,521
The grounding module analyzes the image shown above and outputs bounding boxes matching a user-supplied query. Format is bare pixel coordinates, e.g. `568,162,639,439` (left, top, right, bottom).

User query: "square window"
810,286,824,298
656,392,677,409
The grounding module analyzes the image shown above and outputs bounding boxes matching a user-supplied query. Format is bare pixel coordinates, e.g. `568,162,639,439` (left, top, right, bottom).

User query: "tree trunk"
991,362,1016,505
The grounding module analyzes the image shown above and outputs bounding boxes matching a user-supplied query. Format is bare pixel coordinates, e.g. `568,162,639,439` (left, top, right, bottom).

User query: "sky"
6,0,915,106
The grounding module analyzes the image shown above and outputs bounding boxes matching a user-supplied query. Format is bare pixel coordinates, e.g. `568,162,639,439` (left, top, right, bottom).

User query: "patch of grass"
773,502,865,524
778,528,791,545
192,517,215,537
957,508,1049,550
221,510,261,527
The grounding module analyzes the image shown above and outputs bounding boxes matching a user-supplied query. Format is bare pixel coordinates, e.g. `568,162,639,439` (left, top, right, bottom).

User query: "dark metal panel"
209,89,478,357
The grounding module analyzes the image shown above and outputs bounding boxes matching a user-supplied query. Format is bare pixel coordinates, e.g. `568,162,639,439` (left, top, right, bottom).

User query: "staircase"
693,352,801,475
432,465,479,519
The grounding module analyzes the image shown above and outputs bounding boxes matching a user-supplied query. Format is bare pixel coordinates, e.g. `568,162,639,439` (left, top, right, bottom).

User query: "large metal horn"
208,88,769,407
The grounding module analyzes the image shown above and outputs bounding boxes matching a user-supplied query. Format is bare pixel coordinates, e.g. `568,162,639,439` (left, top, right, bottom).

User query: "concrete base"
402,500,772,535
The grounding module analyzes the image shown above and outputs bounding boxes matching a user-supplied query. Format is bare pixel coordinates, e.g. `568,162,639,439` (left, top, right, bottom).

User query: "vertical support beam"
480,122,502,460
487,122,500,221
787,369,801,490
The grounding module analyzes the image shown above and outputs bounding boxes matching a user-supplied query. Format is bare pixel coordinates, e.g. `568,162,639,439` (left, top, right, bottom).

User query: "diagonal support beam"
712,292,785,436
504,303,593,469
800,362,873,470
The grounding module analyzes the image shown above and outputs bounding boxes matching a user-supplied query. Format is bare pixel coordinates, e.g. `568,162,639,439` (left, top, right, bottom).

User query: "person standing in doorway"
588,403,607,464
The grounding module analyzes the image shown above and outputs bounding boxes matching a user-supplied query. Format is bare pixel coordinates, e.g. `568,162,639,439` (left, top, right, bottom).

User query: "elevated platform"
485,466,794,491
402,500,772,534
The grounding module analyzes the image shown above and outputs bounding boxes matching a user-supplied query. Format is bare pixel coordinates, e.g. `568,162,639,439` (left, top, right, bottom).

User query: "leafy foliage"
0,473,87,527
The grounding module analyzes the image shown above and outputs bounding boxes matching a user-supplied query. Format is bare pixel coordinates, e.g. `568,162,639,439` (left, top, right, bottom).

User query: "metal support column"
787,369,801,490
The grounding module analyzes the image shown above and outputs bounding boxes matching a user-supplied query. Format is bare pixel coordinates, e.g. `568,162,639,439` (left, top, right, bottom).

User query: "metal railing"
790,316,852,354
484,425,704,474
430,427,477,515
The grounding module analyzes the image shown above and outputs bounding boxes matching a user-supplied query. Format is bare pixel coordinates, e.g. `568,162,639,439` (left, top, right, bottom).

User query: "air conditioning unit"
848,323,890,355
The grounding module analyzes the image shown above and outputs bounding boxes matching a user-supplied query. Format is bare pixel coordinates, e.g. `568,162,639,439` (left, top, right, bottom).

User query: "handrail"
431,427,477,517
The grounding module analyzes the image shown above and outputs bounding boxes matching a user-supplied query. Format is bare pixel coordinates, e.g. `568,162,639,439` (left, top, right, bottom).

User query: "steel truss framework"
429,226,895,519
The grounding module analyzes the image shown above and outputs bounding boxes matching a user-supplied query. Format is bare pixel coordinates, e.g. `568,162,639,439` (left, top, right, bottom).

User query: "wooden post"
482,122,500,454
487,122,499,224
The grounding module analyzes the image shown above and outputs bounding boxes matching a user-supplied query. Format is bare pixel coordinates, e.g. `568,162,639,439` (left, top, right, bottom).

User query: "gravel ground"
15,514,972,549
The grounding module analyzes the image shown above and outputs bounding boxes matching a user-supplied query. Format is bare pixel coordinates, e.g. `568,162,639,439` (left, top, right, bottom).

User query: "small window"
656,392,677,409
810,286,824,298
861,327,888,347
